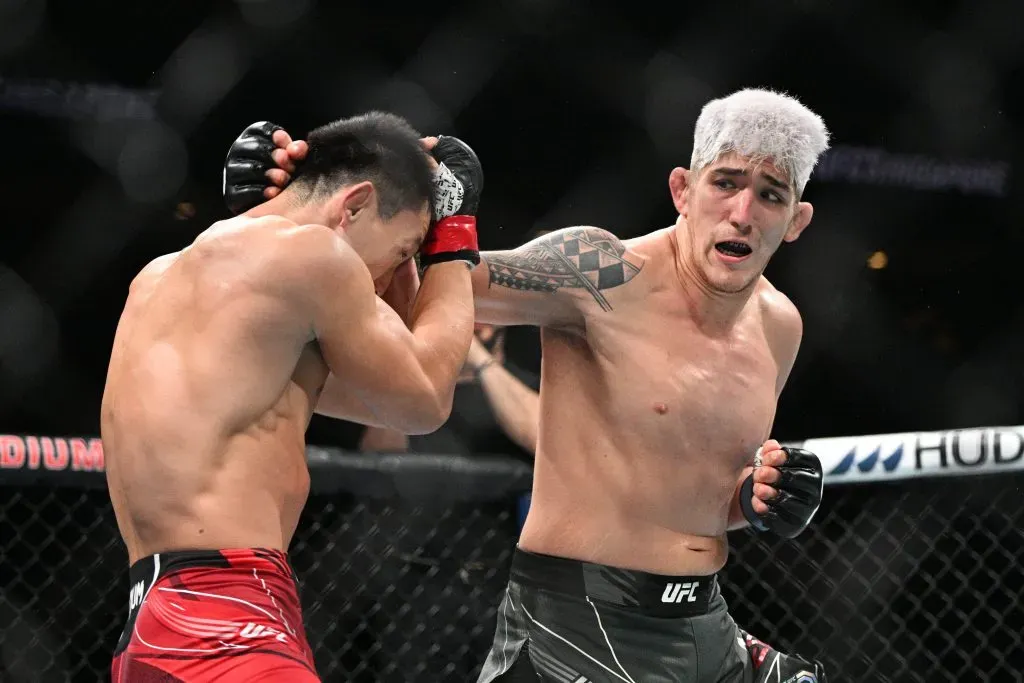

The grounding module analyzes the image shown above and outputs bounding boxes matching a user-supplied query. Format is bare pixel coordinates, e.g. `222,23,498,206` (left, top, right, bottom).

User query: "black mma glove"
222,121,284,215
419,136,484,269
739,446,824,539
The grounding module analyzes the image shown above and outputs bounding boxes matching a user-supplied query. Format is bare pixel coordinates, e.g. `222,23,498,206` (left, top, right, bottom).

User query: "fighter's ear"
669,167,692,217
338,181,375,225
784,201,813,243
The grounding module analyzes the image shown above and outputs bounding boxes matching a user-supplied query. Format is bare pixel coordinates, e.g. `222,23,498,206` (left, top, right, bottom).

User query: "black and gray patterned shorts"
476,548,826,683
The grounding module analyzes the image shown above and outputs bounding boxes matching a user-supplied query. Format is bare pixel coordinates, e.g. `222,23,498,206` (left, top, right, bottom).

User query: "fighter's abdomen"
520,325,778,574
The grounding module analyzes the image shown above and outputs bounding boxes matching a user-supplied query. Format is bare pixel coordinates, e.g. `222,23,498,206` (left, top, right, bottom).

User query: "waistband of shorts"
116,548,299,657
510,548,719,617
128,547,295,586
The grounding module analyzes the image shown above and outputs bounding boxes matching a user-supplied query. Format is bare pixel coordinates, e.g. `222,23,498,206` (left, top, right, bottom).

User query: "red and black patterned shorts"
111,548,319,682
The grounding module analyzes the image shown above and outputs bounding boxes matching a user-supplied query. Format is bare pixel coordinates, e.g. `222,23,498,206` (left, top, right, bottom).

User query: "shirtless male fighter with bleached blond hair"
104,110,487,682
224,87,831,682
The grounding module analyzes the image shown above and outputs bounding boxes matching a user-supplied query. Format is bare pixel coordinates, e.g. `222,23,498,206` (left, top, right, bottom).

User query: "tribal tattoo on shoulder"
485,227,644,311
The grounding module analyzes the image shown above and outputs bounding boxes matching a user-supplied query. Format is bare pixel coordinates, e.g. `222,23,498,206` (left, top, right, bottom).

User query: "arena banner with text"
793,425,1024,484
0,434,105,472
2,426,1023,487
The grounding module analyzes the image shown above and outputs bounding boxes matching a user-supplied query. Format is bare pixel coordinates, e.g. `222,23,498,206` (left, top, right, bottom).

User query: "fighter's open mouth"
715,241,753,257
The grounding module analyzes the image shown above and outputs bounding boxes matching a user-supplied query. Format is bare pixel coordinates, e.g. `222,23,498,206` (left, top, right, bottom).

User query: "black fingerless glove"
740,446,824,539
419,136,484,269
222,121,283,215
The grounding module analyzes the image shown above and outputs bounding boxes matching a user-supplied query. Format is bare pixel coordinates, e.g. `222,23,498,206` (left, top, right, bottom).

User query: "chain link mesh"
1,474,1021,682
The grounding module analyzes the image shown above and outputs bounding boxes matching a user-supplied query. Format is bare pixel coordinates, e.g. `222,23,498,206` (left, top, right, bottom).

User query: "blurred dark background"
2,3,1023,682
1,0,1021,451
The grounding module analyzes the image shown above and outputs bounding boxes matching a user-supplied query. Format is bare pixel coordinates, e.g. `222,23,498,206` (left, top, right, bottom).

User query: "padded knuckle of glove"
223,121,283,215
247,121,282,137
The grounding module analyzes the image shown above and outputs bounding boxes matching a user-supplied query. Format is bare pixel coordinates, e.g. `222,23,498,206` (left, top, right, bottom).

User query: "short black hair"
291,111,433,219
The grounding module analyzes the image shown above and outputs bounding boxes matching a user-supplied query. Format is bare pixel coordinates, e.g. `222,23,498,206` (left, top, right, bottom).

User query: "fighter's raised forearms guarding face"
223,122,486,433
285,224,474,434
222,123,645,330
314,134,486,431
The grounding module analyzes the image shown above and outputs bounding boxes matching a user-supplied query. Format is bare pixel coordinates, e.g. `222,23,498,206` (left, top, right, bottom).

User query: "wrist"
420,215,479,268
420,260,473,276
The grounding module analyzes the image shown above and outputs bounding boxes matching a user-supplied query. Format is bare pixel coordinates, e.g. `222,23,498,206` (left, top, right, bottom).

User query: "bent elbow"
401,388,453,435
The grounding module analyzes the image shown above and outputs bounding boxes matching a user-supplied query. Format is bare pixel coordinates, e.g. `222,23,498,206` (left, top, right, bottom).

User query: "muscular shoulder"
758,279,802,347
130,252,179,292
213,217,363,286
486,225,646,312
193,216,371,322
757,279,803,391
198,216,328,260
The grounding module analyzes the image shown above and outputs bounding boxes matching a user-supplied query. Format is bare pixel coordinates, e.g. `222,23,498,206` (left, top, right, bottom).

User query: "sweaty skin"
103,213,470,565
103,219,323,563
475,227,800,575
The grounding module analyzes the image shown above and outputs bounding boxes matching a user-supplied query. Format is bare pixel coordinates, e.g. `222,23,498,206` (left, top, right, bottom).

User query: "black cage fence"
0,439,1022,683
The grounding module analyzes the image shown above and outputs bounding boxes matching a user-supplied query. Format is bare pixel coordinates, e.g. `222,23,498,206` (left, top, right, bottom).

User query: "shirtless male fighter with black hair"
224,88,830,682
103,110,485,682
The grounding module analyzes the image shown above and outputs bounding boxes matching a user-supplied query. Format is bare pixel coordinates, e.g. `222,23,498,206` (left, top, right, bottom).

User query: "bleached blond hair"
690,88,830,196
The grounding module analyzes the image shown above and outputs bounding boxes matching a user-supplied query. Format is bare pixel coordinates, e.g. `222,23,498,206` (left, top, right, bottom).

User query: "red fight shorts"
111,548,319,682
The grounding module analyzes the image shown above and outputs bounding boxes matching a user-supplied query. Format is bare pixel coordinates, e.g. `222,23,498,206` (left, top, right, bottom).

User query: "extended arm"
471,226,645,328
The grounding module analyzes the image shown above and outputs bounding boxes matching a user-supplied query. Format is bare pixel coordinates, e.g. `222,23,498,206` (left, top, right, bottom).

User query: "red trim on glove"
421,215,478,256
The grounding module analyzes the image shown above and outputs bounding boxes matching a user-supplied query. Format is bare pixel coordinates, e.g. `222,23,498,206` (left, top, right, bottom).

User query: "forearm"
727,467,754,530
359,426,409,453
472,254,532,326
407,262,475,405
470,252,582,328
477,363,540,455
315,375,393,427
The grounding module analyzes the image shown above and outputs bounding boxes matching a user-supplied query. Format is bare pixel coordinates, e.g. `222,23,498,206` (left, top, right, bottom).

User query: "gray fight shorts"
476,548,826,683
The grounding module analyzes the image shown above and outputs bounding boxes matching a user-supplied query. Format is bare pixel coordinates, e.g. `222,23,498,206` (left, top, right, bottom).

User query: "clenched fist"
739,439,824,539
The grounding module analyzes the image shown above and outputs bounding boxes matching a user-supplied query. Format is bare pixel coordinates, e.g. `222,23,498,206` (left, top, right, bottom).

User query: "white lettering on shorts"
238,622,288,643
129,581,145,613
661,581,699,603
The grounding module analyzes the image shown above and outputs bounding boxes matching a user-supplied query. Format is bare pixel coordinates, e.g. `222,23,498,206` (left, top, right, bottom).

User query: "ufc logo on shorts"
661,581,699,603
239,622,288,643
128,581,145,612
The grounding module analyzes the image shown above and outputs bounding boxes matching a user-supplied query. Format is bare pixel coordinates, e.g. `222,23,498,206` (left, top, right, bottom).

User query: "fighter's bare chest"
593,314,780,456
